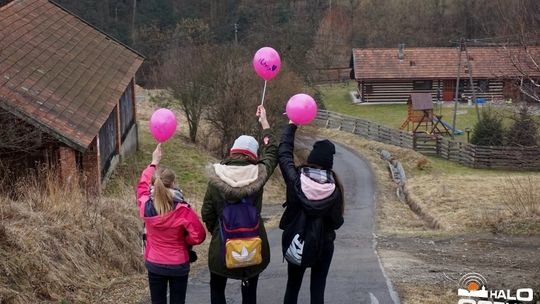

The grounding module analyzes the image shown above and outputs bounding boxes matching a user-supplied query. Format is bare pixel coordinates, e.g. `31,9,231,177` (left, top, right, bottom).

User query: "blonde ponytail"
152,167,176,216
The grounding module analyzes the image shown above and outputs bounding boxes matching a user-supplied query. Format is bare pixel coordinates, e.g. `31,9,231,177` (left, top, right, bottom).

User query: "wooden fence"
315,110,540,170
311,67,352,84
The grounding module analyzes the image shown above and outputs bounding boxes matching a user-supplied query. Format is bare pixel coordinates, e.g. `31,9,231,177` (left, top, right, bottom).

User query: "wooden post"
452,39,463,140
463,41,480,121
360,81,364,102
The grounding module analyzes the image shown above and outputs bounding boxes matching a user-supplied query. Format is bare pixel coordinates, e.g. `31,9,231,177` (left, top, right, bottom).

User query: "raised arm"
136,144,161,216
256,105,278,180
278,123,299,184
137,165,155,205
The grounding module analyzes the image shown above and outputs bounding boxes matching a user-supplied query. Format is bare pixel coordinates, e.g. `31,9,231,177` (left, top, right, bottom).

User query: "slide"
433,118,464,135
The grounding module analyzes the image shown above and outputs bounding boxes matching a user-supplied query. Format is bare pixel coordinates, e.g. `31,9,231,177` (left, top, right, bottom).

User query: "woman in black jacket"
278,121,344,304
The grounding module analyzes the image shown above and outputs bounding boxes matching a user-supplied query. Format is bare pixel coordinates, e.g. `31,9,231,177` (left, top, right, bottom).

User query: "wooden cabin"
0,0,144,193
352,46,540,103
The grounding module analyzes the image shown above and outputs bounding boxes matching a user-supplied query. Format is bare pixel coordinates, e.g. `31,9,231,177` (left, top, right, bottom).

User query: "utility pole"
451,38,463,140
234,23,238,45
463,40,481,121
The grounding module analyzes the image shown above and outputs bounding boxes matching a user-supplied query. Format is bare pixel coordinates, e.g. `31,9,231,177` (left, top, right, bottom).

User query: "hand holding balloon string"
256,105,270,129
151,143,162,166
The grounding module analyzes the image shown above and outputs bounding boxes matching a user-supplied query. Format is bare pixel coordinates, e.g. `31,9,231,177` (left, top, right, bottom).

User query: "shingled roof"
352,47,540,81
0,0,143,151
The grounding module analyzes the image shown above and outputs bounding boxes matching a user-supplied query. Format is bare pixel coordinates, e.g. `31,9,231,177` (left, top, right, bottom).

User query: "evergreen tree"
470,108,504,146
505,106,539,146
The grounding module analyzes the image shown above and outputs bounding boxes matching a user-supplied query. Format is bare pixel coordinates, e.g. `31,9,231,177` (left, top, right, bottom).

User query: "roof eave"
0,99,88,152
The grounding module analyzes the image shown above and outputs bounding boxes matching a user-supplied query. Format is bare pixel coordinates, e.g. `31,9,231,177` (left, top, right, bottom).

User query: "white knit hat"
230,135,259,160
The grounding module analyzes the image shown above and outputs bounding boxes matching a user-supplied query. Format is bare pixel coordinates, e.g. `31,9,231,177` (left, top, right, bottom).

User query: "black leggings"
148,271,188,304
283,243,334,304
210,272,259,304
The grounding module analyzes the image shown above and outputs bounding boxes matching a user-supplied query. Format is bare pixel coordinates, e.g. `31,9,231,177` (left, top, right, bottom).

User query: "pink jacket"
137,165,206,265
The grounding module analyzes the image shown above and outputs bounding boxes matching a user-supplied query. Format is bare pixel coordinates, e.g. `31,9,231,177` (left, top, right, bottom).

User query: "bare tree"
205,45,305,157
307,6,353,69
494,0,540,102
159,45,216,142
205,46,261,156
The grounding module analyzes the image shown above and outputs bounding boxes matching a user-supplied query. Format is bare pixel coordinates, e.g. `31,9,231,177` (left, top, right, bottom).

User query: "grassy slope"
316,127,540,236
0,174,145,304
106,122,214,211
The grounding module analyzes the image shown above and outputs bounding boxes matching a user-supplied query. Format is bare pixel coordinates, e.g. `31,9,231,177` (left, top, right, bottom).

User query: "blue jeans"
148,271,188,304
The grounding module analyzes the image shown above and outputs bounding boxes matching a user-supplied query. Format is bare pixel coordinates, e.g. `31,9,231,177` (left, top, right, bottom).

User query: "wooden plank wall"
316,110,540,170
312,67,352,84
359,80,504,103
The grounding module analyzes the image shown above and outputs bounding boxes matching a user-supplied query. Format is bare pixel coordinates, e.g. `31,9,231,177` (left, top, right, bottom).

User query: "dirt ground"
378,234,540,304
317,127,540,304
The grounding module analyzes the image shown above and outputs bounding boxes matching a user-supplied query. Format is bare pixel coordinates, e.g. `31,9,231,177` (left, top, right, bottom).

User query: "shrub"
470,108,504,146
505,106,539,146
313,88,327,110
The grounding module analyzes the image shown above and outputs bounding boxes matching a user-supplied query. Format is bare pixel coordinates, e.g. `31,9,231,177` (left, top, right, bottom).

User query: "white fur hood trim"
213,164,259,188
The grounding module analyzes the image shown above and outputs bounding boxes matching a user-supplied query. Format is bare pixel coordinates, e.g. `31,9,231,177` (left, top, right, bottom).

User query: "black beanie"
307,140,336,169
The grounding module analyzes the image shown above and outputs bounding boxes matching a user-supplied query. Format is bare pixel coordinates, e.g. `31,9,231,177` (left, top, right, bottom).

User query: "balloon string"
260,80,267,106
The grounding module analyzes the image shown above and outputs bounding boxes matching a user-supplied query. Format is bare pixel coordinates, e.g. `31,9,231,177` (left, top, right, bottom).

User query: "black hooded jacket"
278,124,344,242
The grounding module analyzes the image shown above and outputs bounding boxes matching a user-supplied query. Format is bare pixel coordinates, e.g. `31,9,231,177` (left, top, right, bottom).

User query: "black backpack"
281,206,326,268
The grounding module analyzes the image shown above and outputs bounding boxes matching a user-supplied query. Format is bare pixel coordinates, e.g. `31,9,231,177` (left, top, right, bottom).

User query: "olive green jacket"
202,128,278,279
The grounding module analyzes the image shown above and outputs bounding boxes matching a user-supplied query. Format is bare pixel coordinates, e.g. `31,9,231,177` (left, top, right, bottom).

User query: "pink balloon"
149,108,177,143
252,47,281,81
286,94,318,125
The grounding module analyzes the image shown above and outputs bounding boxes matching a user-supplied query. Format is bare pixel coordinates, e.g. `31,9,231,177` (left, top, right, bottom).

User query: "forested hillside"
54,0,539,85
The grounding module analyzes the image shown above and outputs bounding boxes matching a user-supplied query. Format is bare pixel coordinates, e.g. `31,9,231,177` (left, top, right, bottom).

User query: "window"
478,80,489,93
413,80,432,90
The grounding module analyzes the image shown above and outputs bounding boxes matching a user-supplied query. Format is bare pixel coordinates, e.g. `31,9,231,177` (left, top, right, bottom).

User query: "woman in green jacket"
202,105,278,304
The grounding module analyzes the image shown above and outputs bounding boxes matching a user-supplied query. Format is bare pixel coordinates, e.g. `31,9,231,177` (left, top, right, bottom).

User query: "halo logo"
457,272,535,304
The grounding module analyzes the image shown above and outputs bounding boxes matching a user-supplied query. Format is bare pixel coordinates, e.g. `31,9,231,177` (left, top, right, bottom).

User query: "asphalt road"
182,138,400,304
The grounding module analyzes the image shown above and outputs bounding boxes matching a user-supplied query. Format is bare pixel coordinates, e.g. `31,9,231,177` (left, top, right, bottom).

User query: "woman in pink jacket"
136,144,206,304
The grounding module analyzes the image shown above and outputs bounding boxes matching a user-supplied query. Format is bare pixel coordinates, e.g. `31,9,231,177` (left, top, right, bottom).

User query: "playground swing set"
399,92,463,136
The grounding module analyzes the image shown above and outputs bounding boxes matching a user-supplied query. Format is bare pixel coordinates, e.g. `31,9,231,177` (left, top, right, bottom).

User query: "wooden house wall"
358,79,504,103
119,80,135,143
98,108,118,179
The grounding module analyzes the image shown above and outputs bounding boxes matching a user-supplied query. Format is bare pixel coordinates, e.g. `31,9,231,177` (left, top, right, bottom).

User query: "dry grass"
317,127,540,236
0,168,145,304
407,174,540,235
501,176,540,216
393,283,455,304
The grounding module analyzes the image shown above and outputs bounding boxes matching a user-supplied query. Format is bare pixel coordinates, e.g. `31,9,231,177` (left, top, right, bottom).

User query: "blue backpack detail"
219,195,262,269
